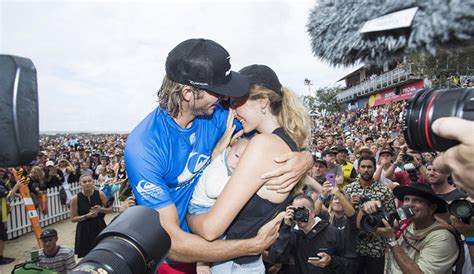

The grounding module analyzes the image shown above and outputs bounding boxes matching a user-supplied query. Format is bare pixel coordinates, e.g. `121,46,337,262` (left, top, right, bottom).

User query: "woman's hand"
321,181,333,197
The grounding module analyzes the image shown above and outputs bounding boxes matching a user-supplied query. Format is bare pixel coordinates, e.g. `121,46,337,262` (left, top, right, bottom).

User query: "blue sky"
1,0,357,132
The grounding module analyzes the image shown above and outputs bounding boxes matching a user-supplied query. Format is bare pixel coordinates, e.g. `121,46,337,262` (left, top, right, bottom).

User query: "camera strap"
402,219,464,273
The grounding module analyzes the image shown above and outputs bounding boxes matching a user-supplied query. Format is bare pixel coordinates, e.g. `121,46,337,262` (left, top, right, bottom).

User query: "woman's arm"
303,176,323,194
70,195,90,223
188,134,288,241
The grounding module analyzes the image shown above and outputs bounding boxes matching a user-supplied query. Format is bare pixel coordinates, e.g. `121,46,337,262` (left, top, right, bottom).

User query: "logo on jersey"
177,151,210,184
136,180,165,202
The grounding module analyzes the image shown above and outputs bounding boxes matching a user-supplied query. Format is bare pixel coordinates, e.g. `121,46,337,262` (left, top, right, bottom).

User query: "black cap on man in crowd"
166,38,250,97
322,149,336,158
40,228,58,239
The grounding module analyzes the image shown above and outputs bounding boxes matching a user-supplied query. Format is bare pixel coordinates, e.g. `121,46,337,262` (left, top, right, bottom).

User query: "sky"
1,0,357,132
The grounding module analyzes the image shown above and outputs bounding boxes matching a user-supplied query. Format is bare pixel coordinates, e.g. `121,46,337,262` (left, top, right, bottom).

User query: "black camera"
402,153,414,163
403,88,474,152
403,163,419,183
447,199,473,224
293,206,310,223
72,206,171,274
360,205,415,233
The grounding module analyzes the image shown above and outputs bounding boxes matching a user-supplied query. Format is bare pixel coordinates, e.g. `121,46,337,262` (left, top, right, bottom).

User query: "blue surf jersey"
125,104,230,232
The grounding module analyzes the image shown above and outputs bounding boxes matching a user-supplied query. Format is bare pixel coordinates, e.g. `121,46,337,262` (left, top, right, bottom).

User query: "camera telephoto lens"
72,206,171,274
403,88,474,152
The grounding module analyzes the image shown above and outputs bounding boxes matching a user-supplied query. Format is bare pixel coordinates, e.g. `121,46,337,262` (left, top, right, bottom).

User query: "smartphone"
326,173,336,187
308,255,321,260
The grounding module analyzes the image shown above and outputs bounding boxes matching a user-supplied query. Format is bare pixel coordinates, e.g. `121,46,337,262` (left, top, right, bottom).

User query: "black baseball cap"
40,228,57,239
322,149,336,158
165,38,250,97
239,64,282,94
336,146,349,154
314,158,328,168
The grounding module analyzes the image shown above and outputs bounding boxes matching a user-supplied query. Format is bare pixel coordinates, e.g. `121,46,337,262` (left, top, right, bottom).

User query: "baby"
188,137,249,274
188,137,249,215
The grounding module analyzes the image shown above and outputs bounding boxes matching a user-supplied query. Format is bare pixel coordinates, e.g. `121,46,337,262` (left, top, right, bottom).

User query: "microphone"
306,0,474,66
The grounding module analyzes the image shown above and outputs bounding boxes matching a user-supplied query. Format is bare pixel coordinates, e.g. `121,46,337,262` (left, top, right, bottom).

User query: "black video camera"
360,205,415,233
293,206,310,223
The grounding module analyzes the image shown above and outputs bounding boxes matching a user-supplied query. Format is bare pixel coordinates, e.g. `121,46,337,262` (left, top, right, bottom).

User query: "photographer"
384,149,426,186
360,183,459,274
426,164,472,273
343,155,395,274
269,195,348,274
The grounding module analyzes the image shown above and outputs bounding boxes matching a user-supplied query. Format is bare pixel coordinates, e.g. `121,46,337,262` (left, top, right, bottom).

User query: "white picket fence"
6,182,123,240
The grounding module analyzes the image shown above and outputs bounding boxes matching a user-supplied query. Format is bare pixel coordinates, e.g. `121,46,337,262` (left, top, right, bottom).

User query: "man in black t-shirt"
426,164,467,201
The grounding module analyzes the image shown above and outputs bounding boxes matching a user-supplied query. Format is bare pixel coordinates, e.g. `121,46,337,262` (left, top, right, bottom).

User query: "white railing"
336,64,421,103
6,182,123,240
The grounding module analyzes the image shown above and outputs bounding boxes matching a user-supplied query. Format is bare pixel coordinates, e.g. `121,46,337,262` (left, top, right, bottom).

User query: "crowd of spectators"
0,134,132,268
0,98,472,273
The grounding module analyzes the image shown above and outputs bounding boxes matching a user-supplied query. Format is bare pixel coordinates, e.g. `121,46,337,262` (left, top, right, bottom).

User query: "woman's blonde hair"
248,85,311,149
29,166,45,187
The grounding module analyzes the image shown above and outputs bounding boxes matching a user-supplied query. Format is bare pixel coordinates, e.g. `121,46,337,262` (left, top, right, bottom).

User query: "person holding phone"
268,194,349,273
322,150,344,188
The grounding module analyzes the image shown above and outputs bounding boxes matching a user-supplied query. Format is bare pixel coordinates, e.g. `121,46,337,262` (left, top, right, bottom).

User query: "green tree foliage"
301,86,342,114
408,48,474,87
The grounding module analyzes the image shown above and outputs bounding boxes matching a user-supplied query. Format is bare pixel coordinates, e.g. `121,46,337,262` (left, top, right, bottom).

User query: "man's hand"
350,194,360,206
380,157,390,167
432,117,474,198
283,206,295,226
119,196,136,213
262,151,313,193
308,252,332,268
450,215,474,237
394,152,404,166
379,219,396,239
254,211,285,253
362,200,381,214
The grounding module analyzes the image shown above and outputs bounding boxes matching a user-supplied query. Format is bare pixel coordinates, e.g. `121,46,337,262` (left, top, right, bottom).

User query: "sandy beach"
1,213,119,274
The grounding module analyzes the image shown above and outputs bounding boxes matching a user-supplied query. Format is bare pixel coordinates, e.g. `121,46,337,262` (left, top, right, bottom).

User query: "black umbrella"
307,0,474,66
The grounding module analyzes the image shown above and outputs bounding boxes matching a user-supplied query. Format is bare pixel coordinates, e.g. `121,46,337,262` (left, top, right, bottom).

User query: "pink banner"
369,80,424,107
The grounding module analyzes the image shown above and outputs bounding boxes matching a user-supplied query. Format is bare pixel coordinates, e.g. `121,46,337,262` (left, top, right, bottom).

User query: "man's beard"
361,173,373,181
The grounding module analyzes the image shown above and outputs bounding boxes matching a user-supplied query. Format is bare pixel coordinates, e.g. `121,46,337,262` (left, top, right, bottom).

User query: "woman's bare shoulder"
246,133,290,153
